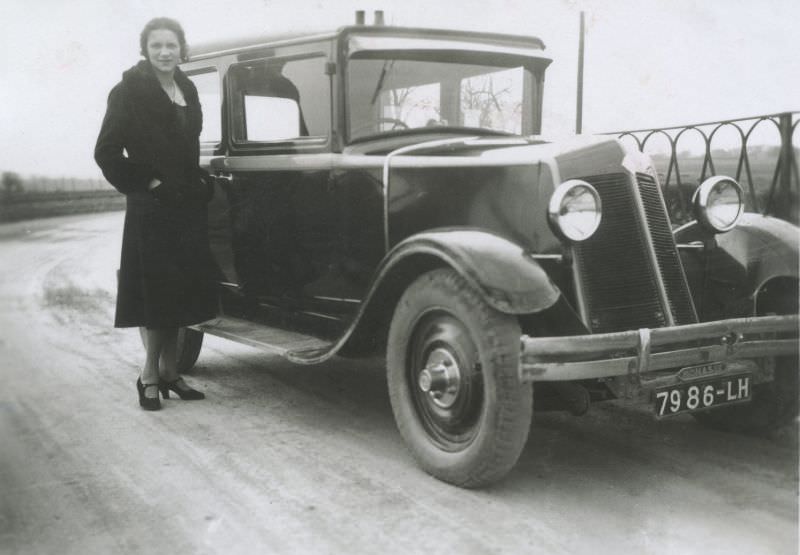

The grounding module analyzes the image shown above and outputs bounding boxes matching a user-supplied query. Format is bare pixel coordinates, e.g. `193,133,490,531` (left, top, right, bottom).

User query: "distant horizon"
3,136,793,181
3,141,794,183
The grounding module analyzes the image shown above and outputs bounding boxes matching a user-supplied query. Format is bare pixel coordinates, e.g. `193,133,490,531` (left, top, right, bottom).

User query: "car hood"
371,133,651,183
378,133,651,255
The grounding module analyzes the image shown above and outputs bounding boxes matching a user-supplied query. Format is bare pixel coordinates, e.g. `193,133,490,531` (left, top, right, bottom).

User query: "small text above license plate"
654,373,752,418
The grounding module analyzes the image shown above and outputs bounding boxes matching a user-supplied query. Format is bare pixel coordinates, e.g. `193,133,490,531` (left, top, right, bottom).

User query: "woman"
95,17,217,410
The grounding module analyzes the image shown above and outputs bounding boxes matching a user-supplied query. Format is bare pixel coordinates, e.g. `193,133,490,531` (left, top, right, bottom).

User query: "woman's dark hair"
139,17,188,61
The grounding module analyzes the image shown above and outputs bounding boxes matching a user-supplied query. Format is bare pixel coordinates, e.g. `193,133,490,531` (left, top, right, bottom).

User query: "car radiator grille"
636,173,697,326
572,173,697,333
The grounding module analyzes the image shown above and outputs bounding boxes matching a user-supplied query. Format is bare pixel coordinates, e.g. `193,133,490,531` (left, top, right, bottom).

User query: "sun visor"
346,35,550,61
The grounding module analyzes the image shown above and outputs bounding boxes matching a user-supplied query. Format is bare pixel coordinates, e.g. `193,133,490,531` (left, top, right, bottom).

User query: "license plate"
654,372,752,418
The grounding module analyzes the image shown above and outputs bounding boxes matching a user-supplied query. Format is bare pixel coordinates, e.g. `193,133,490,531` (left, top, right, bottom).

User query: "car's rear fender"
338,228,561,357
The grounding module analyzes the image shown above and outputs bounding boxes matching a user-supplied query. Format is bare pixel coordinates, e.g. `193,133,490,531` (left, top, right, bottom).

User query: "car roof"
188,25,546,61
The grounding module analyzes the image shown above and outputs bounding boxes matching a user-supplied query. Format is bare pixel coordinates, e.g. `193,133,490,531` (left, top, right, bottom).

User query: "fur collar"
121,60,199,113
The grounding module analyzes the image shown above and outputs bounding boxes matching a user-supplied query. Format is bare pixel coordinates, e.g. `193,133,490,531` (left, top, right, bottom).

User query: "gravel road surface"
0,212,797,554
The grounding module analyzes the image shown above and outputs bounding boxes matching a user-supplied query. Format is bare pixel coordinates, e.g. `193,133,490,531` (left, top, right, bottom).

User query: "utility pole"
576,11,585,134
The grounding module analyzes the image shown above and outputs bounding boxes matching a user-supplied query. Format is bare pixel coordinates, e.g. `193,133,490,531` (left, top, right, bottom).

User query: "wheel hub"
418,348,461,408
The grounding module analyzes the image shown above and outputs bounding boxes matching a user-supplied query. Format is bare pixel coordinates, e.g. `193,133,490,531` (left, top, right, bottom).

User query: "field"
0,149,795,224
0,190,125,223
649,153,797,224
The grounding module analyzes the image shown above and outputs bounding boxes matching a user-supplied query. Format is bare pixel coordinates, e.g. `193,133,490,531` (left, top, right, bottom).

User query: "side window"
186,69,221,144
229,55,330,144
244,96,301,141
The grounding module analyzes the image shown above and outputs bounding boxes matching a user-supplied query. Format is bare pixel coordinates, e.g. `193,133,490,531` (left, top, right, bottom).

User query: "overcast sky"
0,0,797,178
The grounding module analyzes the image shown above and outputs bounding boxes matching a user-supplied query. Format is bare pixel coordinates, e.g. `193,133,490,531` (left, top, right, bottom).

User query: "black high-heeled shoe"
137,377,161,411
159,377,205,400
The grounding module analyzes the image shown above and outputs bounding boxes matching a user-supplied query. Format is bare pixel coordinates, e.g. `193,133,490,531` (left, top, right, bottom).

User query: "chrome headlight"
547,180,602,242
693,176,743,233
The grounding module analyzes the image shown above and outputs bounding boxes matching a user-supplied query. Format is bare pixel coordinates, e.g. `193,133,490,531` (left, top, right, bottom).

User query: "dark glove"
150,181,184,206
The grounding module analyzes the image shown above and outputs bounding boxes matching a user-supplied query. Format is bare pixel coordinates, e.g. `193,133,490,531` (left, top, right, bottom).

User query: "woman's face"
146,28,181,75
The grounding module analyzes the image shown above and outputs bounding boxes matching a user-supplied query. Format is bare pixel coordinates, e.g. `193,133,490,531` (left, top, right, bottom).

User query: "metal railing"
606,112,799,225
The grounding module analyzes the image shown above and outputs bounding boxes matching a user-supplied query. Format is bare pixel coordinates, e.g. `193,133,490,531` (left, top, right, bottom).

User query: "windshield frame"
340,32,550,145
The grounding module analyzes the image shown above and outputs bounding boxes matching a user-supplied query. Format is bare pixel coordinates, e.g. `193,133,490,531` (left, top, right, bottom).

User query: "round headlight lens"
548,180,602,242
693,176,743,233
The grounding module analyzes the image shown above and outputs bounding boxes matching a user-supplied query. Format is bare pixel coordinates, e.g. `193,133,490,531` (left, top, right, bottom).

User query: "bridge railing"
605,111,798,225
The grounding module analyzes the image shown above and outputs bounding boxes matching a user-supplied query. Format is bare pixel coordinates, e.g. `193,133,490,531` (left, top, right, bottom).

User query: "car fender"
336,228,562,357
675,213,799,316
383,228,561,313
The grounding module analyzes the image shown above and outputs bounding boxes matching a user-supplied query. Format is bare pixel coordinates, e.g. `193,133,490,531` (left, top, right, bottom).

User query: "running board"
195,317,333,363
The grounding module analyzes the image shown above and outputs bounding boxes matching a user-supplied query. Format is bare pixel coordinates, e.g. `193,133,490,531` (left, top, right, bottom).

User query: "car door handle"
215,172,234,184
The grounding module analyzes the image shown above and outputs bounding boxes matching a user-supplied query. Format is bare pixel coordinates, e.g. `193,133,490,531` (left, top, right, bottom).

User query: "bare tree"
461,76,514,128
387,87,414,122
2,171,24,193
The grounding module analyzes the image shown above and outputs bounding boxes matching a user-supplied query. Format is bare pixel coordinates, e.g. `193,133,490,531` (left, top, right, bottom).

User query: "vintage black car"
171,21,799,487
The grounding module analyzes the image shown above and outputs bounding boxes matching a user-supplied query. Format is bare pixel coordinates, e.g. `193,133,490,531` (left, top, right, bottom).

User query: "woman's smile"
146,29,180,74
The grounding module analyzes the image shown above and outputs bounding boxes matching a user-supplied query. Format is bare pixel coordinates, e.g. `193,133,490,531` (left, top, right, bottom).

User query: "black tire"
387,268,532,488
691,358,797,435
139,327,204,374
693,289,798,435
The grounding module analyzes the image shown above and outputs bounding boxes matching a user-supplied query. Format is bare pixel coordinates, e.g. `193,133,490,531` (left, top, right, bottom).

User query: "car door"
213,50,339,320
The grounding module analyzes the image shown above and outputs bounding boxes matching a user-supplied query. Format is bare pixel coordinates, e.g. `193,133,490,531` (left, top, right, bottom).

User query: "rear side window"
186,69,221,144
228,55,330,144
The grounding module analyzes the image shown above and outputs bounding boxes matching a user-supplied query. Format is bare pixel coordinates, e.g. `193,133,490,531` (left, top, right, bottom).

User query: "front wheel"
387,268,532,488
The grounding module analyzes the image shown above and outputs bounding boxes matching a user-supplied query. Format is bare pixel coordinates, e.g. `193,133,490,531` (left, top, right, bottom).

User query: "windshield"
346,51,541,142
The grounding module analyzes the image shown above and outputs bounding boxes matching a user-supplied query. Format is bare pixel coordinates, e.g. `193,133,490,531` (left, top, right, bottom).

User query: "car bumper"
519,314,798,383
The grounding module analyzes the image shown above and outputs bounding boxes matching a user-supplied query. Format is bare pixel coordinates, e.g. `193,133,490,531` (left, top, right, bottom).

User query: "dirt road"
0,212,797,554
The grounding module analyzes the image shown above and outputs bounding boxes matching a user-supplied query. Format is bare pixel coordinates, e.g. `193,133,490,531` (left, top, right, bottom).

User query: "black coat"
95,60,217,328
